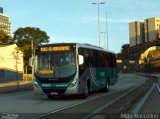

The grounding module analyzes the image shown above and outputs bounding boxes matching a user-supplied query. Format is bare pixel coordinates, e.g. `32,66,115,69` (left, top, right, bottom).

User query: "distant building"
0,44,23,83
129,21,145,47
129,17,160,47
0,7,11,36
144,17,160,42
0,7,3,13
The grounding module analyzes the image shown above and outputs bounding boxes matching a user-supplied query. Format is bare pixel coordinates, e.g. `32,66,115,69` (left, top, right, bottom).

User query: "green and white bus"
33,43,118,99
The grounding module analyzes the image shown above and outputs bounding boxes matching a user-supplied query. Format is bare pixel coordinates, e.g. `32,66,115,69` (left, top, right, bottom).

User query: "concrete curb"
0,83,33,94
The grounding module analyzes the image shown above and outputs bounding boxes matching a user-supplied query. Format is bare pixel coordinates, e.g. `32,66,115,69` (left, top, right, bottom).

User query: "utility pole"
101,32,107,49
31,39,34,81
106,13,111,50
15,51,19,90
13,48,20,90
92,2,105,47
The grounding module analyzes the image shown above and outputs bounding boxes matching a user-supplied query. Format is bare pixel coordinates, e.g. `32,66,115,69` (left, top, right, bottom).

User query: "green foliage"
13,27,50,48
122,44,129,49
0,30,12,44
13,27,50,73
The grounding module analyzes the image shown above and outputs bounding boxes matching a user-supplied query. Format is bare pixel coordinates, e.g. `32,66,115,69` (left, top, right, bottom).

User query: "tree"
13,27,50,73
12,47,22,89
0,30,12,44
13,27,50,48
122,43,130,49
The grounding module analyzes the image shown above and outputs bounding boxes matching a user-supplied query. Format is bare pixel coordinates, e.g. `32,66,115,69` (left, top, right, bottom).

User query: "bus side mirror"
78,55,84,65
29,57,33,67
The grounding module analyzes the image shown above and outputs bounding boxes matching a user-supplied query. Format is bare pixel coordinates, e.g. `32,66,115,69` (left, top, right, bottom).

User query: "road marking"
131,83,155,114
156,83,160,95
82,82,145,119
33,86,134,119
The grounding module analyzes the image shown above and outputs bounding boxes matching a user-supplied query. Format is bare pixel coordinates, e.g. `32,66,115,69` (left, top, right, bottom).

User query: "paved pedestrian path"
0,80,32,88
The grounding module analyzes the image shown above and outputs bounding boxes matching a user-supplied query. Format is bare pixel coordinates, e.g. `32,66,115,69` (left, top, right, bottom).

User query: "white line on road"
83,82,145,119
156,83,160,95
33,86,135,119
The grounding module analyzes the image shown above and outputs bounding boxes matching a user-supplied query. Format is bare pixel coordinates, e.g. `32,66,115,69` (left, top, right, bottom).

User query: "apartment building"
129,17,160,47
0,7,11,36
0,7,3,13
144,17,160,42
129,21,145,47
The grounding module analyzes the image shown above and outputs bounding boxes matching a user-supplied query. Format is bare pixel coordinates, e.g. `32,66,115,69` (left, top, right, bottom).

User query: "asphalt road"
140,79,160,113
0,74,148,119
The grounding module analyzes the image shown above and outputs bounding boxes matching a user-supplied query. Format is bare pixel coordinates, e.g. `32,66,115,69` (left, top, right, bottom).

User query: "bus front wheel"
81,82,89,99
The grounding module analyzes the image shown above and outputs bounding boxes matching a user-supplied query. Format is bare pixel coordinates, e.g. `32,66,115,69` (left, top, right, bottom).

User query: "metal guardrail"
156,83,160,95
83,83,146,119
131,83,155,114
131,77,160,119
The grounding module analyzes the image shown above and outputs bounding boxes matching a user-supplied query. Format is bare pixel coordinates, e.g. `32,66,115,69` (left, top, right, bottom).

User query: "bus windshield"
35,52,76,78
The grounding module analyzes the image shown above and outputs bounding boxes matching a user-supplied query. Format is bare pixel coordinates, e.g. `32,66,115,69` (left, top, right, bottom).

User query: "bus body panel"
34,81,45,95
33,70,87,95
33,43,118,97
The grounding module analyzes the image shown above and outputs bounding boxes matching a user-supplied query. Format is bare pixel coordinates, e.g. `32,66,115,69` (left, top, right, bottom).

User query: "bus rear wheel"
101,81,109,92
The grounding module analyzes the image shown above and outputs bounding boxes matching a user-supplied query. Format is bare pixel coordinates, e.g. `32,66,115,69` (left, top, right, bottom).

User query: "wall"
0,44,23,83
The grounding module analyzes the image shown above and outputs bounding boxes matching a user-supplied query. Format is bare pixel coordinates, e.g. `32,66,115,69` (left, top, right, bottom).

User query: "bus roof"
77,43,116,54
38,43,116,55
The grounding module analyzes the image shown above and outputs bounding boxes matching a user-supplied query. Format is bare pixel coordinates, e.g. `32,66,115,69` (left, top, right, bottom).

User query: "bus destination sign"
40,46,71,52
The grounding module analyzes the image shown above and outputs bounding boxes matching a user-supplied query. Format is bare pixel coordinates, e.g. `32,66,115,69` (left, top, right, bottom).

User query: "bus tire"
81,87,89,99
47,95,55,99
105,81,109,92
101,80,109,92
81,81,89,99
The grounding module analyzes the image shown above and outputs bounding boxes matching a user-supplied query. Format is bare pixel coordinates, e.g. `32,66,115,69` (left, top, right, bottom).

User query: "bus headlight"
69,79,77,88
34,81,40,88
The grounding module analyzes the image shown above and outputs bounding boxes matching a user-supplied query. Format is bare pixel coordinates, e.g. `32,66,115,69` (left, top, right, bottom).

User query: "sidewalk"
0,80,33,93
0,80,32,88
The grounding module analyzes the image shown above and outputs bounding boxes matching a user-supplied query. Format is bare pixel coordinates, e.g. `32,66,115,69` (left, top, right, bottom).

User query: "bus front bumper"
34,81,45,95
43,82,81,96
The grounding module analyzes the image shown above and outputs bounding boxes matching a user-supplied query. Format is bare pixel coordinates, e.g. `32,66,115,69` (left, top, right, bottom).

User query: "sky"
0,0,160,53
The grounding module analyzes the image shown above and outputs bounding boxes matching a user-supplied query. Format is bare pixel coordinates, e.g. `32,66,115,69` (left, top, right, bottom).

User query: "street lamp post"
13,49,20,90
101,32,106,49
15,51,19,90
106,12,111,50
106,13,108,50
92,2,105,47
31,39,34,81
